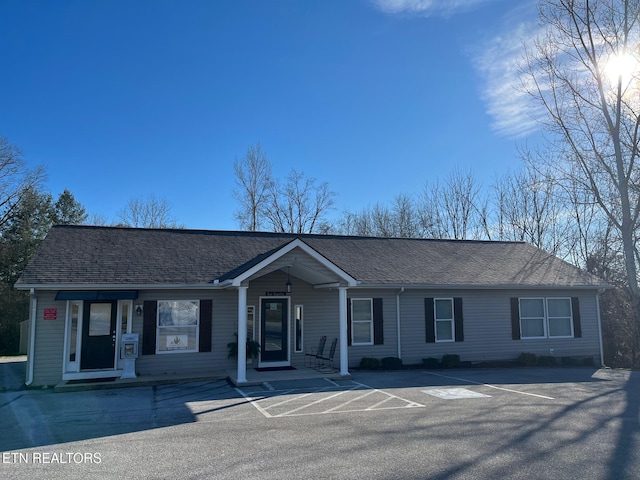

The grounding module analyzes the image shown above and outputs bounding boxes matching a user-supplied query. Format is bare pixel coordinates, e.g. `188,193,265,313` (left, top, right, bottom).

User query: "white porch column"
339,286,349,376
237,286,248,383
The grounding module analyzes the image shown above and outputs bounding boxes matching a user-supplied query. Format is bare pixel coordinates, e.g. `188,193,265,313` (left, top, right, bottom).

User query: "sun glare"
603,52,640,89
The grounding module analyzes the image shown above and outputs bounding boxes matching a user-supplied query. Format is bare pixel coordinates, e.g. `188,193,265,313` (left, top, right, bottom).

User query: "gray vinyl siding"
32,291,66,386
135,289,235,376
399,289,601,366
346,289,399,367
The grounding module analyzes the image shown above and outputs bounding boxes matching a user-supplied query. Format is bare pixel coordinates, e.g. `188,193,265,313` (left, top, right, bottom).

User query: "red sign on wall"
43,308,57,320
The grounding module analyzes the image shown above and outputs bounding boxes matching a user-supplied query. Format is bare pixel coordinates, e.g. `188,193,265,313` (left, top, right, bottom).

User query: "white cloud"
372,0,492,17
470,7,547,138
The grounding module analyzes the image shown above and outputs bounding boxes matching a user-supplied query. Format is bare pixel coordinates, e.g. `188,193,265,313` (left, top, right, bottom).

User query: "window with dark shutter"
425,298,435,343
510,298,521,340
454,297,464,342
199,299,213,352
571,297,582,338
373,298,384,345
142,300,157,355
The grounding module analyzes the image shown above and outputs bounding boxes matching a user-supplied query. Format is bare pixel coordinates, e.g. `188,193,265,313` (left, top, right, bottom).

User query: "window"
294,305,304,353
157,300,199,353
519,298,546,338
247,306,255,341
435,298,454,342
351,298,373,345
547,298,573,337
69,302,80,363
518,298,573,339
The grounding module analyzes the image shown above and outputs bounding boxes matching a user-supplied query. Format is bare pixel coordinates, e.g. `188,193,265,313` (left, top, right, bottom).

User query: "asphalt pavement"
0,360,638,480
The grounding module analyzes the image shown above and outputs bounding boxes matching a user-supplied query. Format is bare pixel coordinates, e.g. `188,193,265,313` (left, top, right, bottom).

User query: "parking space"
236,378,424,417
1,365,638,479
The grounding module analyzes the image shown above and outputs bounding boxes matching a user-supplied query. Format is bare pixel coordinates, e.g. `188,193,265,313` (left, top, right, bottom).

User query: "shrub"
422,357,441,369
517,352,538,367
561,356,579,366
441,354,460,369
537,355,556,366
359,357,380,370
381,357,403,370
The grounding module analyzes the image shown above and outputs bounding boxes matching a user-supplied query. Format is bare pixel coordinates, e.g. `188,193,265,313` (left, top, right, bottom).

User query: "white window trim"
246,305,255,364
546,297,574,338
294,304,304,353
434,298,455,343
519,297,574,339
156,300,200,354
351,298,374,346
63,300,83,374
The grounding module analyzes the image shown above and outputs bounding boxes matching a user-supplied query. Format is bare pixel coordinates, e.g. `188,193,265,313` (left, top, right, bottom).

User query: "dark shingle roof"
15,225,605,289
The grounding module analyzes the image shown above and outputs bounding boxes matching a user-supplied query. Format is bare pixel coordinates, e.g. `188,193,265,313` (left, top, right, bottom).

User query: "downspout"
396,288,405,360
596,290,605,367
26,288,37,386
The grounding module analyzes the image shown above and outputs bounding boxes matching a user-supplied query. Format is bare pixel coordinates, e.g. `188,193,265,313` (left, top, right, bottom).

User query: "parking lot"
0,363,639,479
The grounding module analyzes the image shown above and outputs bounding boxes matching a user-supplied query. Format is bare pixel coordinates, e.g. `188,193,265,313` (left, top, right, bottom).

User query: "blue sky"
0,0,542,230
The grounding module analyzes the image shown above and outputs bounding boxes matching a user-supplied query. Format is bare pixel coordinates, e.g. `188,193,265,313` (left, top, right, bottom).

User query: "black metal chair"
317,338,338,371
304,335,326,367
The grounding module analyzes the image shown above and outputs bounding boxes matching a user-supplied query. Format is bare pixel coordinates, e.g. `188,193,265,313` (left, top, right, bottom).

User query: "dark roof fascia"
348,283,610,291
15,283,227,291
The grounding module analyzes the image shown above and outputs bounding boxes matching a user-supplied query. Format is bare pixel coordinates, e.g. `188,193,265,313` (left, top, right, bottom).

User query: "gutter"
596,289,606,367
396,287,405,360
26,288,37,386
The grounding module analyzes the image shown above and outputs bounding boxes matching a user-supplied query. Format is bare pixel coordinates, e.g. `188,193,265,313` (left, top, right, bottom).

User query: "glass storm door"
260,299,288,363
80,301,117,370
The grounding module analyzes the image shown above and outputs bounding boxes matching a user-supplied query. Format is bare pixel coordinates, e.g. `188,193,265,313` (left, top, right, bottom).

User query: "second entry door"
260,298,288,363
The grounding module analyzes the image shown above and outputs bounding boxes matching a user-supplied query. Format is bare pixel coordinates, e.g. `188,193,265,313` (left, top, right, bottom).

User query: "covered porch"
219,238,358,385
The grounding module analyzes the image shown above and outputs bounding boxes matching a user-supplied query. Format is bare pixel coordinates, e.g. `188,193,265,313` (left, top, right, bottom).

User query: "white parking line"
279,387,359,416
236,381,425,418
423,371,555,400
351,381,424,407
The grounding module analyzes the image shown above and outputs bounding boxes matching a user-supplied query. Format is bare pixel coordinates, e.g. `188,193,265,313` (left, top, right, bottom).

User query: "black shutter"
142,300,157,355
454,297,464,342
373,298,384,345
510,298,521,340
425,298,435,343
199,299,213,352
347,298,352,346
571,297,582,338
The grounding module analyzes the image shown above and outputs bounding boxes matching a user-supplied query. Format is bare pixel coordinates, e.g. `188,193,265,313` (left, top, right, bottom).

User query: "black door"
80,301,117,370
260,299,288,363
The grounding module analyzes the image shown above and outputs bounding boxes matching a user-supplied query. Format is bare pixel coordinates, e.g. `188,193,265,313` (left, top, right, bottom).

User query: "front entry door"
260,298,288,363
80,301,117,370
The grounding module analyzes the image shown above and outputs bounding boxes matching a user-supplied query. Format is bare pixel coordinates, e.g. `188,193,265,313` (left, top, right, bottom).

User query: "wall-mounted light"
286,267,292,294
135,305,143,316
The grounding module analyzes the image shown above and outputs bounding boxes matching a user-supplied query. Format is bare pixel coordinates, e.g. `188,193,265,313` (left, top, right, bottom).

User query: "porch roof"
15,225,606,290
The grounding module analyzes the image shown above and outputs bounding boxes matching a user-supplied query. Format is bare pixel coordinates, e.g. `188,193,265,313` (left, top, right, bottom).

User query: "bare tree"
419,168,489,240
118,194,180,228
0,137,45,229
264,169,335,234
520,0,640,312
233,143,273,231
492,160,570,255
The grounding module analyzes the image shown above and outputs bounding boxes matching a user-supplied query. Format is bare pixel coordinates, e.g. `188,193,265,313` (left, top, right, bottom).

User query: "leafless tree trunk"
233,143,273,231
521,0,640,307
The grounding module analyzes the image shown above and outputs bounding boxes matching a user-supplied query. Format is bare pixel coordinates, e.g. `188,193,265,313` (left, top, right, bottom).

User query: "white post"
237,286,248,383
339,286,349,376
